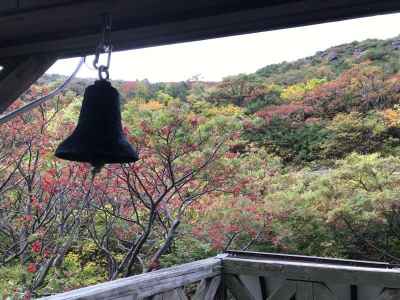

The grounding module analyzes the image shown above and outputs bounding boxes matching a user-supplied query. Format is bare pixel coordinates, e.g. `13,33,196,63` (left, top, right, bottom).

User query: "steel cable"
0,57,84,125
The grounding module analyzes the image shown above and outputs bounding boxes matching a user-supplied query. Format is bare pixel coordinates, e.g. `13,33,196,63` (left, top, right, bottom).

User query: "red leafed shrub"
304,63,399,117
255,104,313,123
31,241,41,254
27,263,37,273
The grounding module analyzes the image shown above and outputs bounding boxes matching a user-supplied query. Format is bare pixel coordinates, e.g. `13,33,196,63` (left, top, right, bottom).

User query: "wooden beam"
313,283,337,300
296,281,313,300
224,274,255,300
39,257,221,300
192,276,222,300
0,0,18,12
204,276,222,300
152,288,188,300
193,279,208,300
19,0,76,10
0,55,57,114
266,281,296,300
1,0,400,59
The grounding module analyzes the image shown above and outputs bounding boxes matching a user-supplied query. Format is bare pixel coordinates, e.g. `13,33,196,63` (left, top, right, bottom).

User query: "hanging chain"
93,14,113,80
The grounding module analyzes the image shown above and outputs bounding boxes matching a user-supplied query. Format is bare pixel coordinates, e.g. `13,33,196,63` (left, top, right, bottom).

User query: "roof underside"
0,0,400,114
1,0,400,61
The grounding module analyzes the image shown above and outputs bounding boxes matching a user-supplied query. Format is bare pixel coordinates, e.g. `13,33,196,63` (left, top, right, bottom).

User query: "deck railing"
40,251,400,300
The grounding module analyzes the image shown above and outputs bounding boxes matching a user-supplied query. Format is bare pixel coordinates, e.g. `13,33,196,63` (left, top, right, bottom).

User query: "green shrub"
248,118,329,164
322,112,399,159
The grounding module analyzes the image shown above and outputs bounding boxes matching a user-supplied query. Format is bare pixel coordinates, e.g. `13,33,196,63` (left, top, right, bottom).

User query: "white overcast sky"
47,13,400,83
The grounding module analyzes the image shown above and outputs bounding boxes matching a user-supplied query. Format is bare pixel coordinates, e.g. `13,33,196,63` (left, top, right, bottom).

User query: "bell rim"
54,150,139,164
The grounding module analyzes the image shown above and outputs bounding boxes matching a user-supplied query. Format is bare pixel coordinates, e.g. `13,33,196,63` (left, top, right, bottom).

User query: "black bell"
55,80,139,167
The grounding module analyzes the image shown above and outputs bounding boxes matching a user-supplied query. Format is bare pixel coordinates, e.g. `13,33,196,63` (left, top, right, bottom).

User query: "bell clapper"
91,163,105,176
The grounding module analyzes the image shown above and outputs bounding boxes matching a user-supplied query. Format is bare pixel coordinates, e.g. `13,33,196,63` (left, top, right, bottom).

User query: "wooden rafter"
0,55,57,114
0,0,399,111
0,0,400,60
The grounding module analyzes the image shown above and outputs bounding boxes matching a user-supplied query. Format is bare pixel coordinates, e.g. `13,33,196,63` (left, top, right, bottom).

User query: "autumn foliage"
3,34,400,298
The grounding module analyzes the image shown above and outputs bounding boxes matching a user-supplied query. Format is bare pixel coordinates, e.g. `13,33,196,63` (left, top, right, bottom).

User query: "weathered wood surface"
222,257,400,288
204,276,222,299
151,288,188,300
0,0,74,11
192,279,208,300
0,0,18,11
223,253,400,299
266,280,296,300
313,283,337,300
1,0,400,59
37,252,400,300
39,257,221,300
224,274,256,300
379,288,400,300
19,0,74,9
238,276,263,300
0,55,57,113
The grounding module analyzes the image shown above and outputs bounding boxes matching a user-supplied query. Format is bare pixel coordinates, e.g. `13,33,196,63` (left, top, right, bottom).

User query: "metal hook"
93,44,112,71
93,13,113,80
98,65,110,81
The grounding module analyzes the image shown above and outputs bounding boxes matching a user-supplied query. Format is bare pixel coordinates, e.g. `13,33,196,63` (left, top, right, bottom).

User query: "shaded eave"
1,0,400,60
0,0,400,114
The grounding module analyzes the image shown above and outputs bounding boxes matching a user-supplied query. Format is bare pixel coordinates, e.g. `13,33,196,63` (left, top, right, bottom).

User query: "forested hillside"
2,35,400,297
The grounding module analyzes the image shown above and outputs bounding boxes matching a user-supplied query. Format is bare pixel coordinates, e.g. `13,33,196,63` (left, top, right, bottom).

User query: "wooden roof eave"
1,0,400,114
1,0,400,60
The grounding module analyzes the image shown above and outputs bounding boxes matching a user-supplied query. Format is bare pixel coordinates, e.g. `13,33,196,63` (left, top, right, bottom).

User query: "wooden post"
0,55,57,114
214,276,226,300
